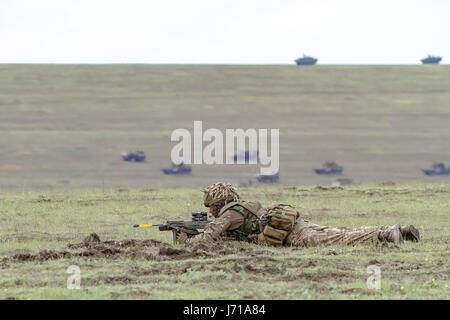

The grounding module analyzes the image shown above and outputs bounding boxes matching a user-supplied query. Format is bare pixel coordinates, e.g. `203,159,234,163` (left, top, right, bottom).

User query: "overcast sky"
0,0,449,64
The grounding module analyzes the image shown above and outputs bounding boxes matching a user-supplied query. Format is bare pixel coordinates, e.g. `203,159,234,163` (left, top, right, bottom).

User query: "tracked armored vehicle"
121,150,146,162
294,54,318,66
314,162,343,175
162,162,192,175
233,150,259,162
255,172,279,183
421,55,442,64
422,163,450,176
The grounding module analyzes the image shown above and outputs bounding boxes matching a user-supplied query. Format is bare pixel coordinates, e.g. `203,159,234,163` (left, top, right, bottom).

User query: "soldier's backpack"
258,204,300,246
217,201,263,241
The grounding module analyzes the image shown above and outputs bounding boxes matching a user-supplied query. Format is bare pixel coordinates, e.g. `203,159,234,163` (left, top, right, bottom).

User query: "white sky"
0,0,449,64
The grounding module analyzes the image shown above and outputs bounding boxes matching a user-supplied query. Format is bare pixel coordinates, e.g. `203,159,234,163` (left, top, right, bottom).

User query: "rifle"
133,211,209,244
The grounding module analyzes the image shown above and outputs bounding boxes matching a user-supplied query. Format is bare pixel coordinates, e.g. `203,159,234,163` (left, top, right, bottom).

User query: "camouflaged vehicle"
121,150,146,162
421,55,442,64
255,172,279,183
314,162,343,175
294,54,318,65
422,163,450,176
233,150,259,162
162,162,192,175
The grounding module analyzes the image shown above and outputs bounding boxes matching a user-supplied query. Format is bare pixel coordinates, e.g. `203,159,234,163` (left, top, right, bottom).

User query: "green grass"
0,183,448,299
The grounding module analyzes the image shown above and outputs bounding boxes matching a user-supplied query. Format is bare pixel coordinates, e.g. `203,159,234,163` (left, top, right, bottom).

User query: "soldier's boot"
400,225,420,242
378,224,403,244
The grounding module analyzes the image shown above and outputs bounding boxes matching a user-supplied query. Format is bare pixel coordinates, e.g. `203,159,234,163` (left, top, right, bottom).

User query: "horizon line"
0,62,447,66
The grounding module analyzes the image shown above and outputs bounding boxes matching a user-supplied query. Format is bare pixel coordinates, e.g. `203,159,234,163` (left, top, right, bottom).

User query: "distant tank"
162,162,192,175
121,150,146,162
421,55,442,64
294,54,318,66
233,150,259,162
422,163,450,176
134,150,146,162
314,162,343,175
255,172,279,183
121,152,135,161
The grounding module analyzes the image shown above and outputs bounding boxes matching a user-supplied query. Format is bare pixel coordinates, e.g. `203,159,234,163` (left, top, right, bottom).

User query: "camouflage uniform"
191,212,384,246
189,201,262,244
184,182,419,246
285,219,383,246
190,214,413,246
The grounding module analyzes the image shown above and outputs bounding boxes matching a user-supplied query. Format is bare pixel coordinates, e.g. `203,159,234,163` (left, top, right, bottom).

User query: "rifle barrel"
133,224,163,228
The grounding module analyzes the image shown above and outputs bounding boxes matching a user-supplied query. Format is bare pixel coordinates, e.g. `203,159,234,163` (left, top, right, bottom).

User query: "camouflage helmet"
202,182,241,207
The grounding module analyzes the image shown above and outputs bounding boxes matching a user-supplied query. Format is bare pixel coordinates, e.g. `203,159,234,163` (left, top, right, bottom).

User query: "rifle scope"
191,211,208,221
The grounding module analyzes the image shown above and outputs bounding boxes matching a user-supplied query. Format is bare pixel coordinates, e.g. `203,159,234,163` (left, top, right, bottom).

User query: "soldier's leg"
400,225,420,242
378,224,420,243
285,220,412,247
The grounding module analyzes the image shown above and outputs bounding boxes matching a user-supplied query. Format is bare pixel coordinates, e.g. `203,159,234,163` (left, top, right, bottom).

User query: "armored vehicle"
422,163,450,176
134,150,146,162
421,55,442,64
233,150,259,162
121,152,135,161
294,54,318,65
255,172,279,183
162,162,192,175
121,150,146,162
314,162,343,175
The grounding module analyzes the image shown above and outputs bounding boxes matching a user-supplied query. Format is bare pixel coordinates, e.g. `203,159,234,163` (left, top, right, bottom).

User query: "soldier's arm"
188,215,232,244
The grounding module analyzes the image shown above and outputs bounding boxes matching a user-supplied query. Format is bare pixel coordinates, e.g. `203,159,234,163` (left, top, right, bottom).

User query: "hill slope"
1,65,450,189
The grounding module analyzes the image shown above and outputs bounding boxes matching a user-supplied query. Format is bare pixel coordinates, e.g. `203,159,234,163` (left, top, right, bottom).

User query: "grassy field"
0,183,448,299
0,65,448,300
1,65,450,190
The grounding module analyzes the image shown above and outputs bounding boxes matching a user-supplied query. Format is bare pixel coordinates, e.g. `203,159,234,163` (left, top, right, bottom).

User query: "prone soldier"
177,182,420,246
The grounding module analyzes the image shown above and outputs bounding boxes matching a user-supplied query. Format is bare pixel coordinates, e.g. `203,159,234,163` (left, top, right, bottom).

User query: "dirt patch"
6,233,320,271
8,233,167,262
12,249,72,262
7,233,254,263
158,247,185,256
158,247,194,259
128,265,153,276
100,276,135,285
1,257,9,269
83,233,101,245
